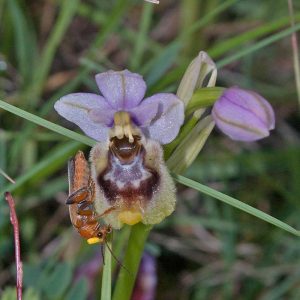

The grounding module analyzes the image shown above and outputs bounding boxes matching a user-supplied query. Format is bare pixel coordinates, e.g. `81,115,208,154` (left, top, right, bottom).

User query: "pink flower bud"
212,87,275,141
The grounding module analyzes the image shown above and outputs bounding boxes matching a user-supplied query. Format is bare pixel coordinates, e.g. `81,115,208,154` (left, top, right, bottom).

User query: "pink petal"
54,93,115,141
130,100,159,126
212,87,275,142
141,93,184,144
95,70,146,110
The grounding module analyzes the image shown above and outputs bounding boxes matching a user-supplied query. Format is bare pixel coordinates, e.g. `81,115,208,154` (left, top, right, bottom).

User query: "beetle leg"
66,186,89,204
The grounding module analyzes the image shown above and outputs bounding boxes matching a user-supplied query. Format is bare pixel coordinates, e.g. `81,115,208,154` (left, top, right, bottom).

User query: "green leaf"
23,263,42,288
173,174,300,237
1,287,40,300
24,289,41,300
65,278,89,300
1,286,17,300
40,263,72,299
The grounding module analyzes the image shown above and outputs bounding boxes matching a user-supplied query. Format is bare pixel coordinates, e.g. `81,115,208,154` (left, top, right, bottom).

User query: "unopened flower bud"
212,87,275,141
177,51,217,107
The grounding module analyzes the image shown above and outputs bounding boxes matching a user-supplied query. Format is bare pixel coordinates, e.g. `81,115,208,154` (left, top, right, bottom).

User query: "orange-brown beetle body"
67,151,113,244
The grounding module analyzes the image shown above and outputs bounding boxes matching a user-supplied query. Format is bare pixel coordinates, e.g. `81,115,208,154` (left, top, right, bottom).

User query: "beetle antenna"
104,240,131,275
101,244,105,265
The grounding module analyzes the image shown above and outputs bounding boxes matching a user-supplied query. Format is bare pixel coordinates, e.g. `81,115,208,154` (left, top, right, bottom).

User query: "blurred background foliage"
1,0,300,299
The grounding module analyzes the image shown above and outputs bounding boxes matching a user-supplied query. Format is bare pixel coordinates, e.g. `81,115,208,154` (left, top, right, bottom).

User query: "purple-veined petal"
212,87,275,142
95,70,147,110
141,93,184,144
224,87,275,130
129,100,159,127
54,93,115,141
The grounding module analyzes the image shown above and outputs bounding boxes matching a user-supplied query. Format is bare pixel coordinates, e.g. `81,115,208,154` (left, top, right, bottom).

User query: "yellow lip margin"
118,210,142,225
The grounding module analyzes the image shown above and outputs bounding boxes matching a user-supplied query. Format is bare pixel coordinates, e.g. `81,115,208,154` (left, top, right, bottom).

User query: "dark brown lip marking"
98,143,160,208
110,135,141,164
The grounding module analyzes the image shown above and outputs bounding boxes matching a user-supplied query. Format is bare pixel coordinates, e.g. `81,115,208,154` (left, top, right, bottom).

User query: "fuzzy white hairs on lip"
145,0,159,4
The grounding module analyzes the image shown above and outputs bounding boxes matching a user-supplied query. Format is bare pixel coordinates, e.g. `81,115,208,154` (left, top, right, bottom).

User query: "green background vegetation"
1,0,300,299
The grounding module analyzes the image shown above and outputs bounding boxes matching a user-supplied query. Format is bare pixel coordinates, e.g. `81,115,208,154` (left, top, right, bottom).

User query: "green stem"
112,224,152,300
185,87,225,116
111,226,131,273
101,241,112,300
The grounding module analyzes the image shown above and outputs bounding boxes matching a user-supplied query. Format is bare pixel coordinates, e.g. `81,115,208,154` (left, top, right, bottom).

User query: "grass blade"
287,0,300,108
0,100,95,147
85,0,130,53
31,0,79,102
0,141,80,194
130,2,153,70
7,0,37,84
8,69,92,171
217,23,300,68
209,13,300,58
142,0,238,86
173,173,300,237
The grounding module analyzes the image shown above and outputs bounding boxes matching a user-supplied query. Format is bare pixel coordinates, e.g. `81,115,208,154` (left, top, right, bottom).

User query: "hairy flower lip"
54,69,184,144
91,136,177,229
212,87,275,142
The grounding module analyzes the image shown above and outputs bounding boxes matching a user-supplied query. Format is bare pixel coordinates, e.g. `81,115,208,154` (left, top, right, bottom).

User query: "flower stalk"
101,241,112,300
185,86,225,115
112,224,152,300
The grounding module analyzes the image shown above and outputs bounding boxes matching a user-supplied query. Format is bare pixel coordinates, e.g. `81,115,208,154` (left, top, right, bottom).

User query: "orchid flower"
55,70,185,228
54,70,184,145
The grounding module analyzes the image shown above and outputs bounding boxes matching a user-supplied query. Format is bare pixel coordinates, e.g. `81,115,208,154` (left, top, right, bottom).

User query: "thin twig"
0,167,16,184
287,0,300,107
5,192,22,300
